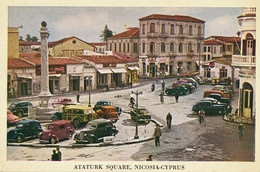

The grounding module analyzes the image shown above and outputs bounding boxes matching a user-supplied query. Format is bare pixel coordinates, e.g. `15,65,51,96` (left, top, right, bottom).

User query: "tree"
100,25,113,42
25,34,39,42
19,36,24,41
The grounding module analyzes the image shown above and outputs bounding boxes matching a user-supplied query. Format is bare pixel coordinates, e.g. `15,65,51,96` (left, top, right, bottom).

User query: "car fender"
49,134,59,142
15,133,25,140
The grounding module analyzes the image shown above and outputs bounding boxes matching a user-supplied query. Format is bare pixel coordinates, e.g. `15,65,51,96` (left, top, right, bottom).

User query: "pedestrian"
159,91,164,103
166,112,172,130
151,83,155,92
161,80,165,91
154,125,162,146
146,155,153,161
76,93,80,103
175,92,179,103
238,123,244,140
51,149,58,161
56,147,62,161
227,105,233,115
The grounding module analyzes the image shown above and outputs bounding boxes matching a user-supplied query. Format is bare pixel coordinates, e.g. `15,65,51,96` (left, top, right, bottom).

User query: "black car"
8,102,33,118
73,119,119,143
179,83,195,93
130,107,151,123
192,100,227,116
165,85,188,96
93,100,122,115
7,120,43,143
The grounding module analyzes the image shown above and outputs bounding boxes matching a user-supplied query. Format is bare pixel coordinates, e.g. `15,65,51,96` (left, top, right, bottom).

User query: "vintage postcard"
0,0,259,171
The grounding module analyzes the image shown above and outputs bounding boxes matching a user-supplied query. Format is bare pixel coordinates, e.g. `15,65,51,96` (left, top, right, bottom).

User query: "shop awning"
128,67,140,71
69,73,83,77
17,74,32,79
49,74,61,77
110,68,127,73
96,68,113,74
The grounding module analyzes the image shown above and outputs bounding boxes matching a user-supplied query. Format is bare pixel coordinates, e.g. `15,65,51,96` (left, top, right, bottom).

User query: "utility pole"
87,76,92,107
132,90,143,139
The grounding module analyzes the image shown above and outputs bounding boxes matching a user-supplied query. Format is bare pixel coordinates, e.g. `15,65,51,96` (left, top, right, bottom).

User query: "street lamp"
132,90,143,139
86,76,92,107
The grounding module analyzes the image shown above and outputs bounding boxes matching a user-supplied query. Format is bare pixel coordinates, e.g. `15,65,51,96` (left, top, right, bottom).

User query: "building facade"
8,27,20,58
138,14,205,78
90,42,106,54
203,39,225,61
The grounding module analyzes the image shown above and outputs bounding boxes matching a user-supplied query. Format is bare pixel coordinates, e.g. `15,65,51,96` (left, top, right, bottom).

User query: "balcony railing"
232,55,256,67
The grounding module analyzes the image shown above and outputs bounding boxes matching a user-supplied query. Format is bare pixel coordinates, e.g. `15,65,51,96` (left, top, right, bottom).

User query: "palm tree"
100,25,113,42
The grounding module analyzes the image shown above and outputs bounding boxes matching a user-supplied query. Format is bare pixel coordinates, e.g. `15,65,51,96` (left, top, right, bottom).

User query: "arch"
150,23,155,33
241,82,254,119
170,24,174,35
150,42,155,53
161,24,166,33
161,42,165,53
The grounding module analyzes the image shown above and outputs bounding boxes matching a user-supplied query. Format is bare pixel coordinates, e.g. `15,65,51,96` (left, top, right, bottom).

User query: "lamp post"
86,76,92,107
132,90,143,139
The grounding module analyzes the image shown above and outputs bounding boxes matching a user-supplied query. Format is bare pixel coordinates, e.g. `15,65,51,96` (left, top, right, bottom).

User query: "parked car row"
192,85,232,116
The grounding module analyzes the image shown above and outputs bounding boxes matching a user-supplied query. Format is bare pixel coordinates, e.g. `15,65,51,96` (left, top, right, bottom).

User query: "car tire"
17,111,23,118
16,135,24,143
73,119,81,128
35,131,42,138
88,137,95,144
50,137,56,144
68,132,73,139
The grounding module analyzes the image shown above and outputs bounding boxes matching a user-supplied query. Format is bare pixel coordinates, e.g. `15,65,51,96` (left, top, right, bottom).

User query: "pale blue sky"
8,7,242,42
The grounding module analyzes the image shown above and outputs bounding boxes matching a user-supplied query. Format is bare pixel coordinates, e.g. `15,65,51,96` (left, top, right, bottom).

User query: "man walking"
166,112,172,130
154,125,162,146
175,92,179,103
56,147,62,161
76,93,80,103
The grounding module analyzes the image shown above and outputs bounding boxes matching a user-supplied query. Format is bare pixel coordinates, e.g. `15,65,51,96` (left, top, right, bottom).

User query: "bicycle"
198,114,206,127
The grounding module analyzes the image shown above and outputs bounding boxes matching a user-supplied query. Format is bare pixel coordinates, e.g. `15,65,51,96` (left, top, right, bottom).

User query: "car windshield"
16,123,24,128
139,109,148,114
86,123,97,129
85,109,93,114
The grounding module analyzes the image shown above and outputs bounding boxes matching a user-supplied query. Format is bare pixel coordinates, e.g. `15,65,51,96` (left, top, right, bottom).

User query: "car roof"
96,100,113,103
51,120,71,125
64,105,93,110
17,119,39,124
88,119,112,124
11,101,31,105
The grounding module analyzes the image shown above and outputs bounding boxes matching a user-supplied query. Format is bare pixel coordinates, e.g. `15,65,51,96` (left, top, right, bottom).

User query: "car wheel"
17,111,23,118
73,119,81,128
88,137,95,144
35,131,42,138
16,135,24,143
50,137,56,144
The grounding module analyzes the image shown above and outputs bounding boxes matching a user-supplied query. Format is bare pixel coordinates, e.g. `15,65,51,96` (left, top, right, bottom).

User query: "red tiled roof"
8,58,35,69
76,55,125,64
211,36,241,43
108,28,139,39
139,14,205,23
90,42,107,46
112,52,139,62
19,41,41,46
203,40,224,45
20,53,84,65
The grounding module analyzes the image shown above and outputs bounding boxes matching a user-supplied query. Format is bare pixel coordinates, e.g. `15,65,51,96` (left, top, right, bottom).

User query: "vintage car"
52,98,73,106
7,120,43,143
8,101,33,118
94,100,122,115
203,90,230,99
179,83,196,94
51,105,97,127
7,110,20,126
165,85,188,96
192,100,227,116
96,106,119,123
208,94,230,105
40,120,75,144
73,119,119,143
130,107,151,123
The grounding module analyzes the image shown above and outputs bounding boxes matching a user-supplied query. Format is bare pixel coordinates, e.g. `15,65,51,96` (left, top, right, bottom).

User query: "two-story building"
231,7,256,124
90,42,106,54
203,39,225,61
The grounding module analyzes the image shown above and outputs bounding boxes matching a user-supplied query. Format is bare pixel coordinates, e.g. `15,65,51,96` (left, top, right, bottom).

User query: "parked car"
203,90,230,99
96,106,119,123
8,102,33,118
7,120,43,143
40,120,75,144
73,119,119,143
192,100,227,116
51,105,97,127
185,78,198,88
179,83,195,94
130,107,151,123
94,100,122,115
52,98,72,106
192,76,203,85
208,94,230,105
213,85,232,97
7,110,20,126
165,85,188,96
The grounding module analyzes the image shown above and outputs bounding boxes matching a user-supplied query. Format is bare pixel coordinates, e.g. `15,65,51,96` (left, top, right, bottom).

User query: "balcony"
232,55,256,67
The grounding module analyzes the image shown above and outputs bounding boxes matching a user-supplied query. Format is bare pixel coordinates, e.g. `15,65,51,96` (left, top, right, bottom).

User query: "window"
187,62,192,71
204,47,207,52
204,55,207,61
123,43,126,52
207,54,210,61
150,23,155,33
161,24,166,33
204,68,211,78
119,43,121,52
188,43,192,52
161,42,165,53
150,42,155,53
170,24,174,35
170,42,174,52
208,47,210,52
179,43,183,53
133,43,138,52
114,43,117,51
142,24,146,34
72,40,76,44
226,45,232,52
127,43,129,53
198,26,201,35
219,67,227,78
189,25,193,35
179,25,183,34
213,47,216,54
142,43,145,53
